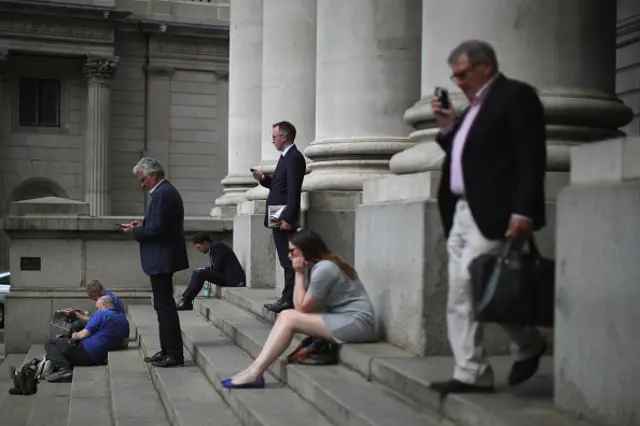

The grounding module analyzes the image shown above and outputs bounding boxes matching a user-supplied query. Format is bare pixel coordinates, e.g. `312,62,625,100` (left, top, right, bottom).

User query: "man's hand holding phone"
250,168,265,182
432,87,454,128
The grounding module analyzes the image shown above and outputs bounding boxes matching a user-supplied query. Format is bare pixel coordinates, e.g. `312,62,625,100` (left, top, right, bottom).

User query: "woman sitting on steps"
222,229,377,389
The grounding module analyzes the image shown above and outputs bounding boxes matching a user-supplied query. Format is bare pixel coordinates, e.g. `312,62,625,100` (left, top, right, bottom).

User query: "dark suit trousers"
272,228,296,303
182,269,226,301
150,273,184,358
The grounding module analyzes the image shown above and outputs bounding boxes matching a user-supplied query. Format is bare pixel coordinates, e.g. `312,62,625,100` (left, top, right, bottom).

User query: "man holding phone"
251,121,306,313
429,40,547,394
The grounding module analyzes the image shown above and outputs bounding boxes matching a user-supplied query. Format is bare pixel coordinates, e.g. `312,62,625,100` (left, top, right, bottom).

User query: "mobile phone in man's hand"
435,87,451,110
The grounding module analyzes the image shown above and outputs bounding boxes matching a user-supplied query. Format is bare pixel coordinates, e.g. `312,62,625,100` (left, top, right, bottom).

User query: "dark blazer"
134,180,190,276
436,74,547,240
260,145,306,227
207,240,246,287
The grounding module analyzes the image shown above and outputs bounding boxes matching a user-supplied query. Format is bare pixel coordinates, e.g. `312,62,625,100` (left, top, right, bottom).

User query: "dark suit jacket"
206,240,246,287
436,74,547,240
134,180,190,276
260,145,306,227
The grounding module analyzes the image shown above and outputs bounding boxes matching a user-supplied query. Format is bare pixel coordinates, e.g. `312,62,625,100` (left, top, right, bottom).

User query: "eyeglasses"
450,65,476,82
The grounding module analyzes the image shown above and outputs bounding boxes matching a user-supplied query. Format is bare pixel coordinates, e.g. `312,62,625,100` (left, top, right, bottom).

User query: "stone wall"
0,54,87,269
110,31,147,216
169,69,228,216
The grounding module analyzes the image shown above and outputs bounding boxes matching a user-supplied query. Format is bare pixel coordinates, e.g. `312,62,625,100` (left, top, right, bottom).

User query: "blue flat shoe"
221,378,231,386
222,377,265,389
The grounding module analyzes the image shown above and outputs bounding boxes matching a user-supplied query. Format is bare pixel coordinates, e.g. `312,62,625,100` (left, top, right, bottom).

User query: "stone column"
213,0,264,217
243,0,318,292
245,0,317,201
225,0,274,289
394,0,632,175
303,0,421,191
356,0,632,357
302,0,421,263
83,56,118,216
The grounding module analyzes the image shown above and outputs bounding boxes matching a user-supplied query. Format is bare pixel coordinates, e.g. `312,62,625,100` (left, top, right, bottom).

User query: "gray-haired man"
121,157,189,368
430,40,547,394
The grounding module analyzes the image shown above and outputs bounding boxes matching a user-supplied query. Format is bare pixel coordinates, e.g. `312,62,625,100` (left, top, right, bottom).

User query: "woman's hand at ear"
292,256,307,274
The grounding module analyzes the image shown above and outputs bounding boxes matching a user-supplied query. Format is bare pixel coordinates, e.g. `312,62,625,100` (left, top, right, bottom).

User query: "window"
18,79,61,127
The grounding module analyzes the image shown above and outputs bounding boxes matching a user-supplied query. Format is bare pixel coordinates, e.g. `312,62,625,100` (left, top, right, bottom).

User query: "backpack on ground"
9,358,40,395
8,356,51,396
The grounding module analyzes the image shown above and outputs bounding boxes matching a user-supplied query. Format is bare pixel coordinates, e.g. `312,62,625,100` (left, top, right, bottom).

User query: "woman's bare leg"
231,310,333,384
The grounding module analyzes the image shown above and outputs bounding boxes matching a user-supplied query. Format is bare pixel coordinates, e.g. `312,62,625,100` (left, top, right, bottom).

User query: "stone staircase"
0,287,599,426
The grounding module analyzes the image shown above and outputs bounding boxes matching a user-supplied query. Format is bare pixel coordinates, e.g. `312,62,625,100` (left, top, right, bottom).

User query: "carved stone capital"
84,56,118,80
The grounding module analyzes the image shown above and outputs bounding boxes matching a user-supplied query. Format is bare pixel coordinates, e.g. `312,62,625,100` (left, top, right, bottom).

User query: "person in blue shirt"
45,295,130,383
63,279,126,335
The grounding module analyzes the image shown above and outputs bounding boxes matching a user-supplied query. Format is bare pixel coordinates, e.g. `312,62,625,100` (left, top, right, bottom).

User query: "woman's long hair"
289,229,358,280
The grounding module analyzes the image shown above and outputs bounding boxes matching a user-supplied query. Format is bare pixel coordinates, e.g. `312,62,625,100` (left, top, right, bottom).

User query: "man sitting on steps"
176,232,246,311
44,295,130,383
62,279,126,335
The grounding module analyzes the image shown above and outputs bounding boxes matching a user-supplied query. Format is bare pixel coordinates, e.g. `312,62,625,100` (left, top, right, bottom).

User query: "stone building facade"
1,0,639,424
0,0,231,269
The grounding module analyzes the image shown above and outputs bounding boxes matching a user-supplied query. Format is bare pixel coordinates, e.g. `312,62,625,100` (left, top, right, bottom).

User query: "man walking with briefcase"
430,40,547,394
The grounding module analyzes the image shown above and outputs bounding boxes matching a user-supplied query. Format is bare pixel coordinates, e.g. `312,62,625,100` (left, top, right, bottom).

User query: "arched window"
8,177,68,203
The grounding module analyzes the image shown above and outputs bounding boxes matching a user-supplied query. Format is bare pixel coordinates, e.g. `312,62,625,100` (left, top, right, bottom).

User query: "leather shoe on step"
429,379,495,395
508,342,547,387
143,350,165,363
151,355,184,368
263,299,293,313
176,298,193,311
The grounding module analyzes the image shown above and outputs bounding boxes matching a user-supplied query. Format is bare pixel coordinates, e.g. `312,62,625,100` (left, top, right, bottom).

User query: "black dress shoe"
151,355,184,368
144,350,165,363
429,379,495,395
176,298,193,311
508,342,547,387
264,299,294,314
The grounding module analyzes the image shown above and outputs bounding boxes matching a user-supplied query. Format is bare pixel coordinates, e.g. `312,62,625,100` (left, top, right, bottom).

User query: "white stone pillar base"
394,90,633,175
211,173,257,217
555,137,640,426
233,200,275,289
356,171,562,355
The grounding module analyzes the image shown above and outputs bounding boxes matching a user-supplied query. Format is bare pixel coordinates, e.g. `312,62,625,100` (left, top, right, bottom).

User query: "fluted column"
212,0,264,216
83,56,117,216
392,0,633,175
245,0,317,201
302,0,421,191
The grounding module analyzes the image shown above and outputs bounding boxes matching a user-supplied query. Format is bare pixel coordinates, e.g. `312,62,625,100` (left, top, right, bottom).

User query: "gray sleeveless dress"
306,260,376,344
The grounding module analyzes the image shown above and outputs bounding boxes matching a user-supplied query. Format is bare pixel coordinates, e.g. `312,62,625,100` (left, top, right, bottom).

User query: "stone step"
0,353,27,413
0,346,43,426
26,380,71,426
190,297,440,426
127,306,242,426
107,347,171,426
129,305,332,426
67,366,113,426
206,287,598,426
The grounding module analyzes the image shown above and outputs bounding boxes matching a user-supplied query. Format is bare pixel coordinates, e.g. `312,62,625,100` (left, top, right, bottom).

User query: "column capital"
84,56,119,81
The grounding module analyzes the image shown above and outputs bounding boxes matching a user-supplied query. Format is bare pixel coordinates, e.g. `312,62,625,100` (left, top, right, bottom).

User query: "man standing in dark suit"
176,232,246,311
251,121,306,313
122,157,189,368
428,40,547,394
